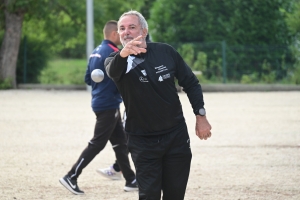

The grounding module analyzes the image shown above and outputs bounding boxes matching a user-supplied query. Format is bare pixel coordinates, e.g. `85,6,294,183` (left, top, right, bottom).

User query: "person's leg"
109,109,136,188
112,109,127,173
128,134,165,200
113,109,127,173
112,160,120,171
60,109,118,194
99,110,126,174
161,124,192,200
66,109,118,179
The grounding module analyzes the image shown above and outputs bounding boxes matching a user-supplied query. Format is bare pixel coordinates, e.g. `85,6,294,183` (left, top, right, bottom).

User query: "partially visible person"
97,33,152,181
105,11,212,200
59,20,138,195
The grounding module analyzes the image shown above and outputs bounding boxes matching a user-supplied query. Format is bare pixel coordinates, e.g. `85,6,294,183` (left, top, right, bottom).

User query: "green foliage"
161,42,213,83
176,43,208,76
177,44,194,68
1,0,49,18
176,42,293,83
208,52,223,82
0,4,4,32
22,1,86,57
241,71,289,84
139,0,156,20
3,0,32,12
285,0,300,36
68,68,86,85
194,51,207,72
39,59,87,85
0,78,13,89
39,67,85,85
240,73,259,84
240,58,294,84
2,0,299,85
16,36,49,84
193,74,206,83
291,65,300,84
285,0,300,84
149,0,294,83
289,40,300,84
21,0,145,58
261,60,276,83
39,68,62,84
150,0,291,45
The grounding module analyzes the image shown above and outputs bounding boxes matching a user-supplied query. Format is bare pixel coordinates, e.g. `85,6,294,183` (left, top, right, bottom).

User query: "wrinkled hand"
195,115,212,140
120,35,147,57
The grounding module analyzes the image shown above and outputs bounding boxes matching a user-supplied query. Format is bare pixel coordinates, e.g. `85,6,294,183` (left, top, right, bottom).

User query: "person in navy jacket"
59,20,138,195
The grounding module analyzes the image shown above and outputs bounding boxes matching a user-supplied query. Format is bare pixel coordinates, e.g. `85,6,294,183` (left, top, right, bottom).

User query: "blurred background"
0,0,300,89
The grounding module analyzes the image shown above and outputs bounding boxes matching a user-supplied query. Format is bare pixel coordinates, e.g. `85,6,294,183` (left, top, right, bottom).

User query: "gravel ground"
0,90,299,200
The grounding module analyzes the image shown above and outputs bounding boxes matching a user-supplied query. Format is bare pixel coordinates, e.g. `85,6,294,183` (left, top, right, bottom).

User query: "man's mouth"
124,36,133,40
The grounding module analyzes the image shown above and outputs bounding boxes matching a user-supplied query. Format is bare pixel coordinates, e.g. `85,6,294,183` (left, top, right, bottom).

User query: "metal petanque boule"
91,69,104,83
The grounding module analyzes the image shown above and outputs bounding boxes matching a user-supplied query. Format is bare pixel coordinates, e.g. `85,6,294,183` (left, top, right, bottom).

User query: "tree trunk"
0,8,24,88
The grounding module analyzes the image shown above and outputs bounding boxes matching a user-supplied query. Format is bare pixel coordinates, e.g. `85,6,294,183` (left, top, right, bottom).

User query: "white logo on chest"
155,65,168,74
141,70,147,76
158,73,171,82
139,77,148,82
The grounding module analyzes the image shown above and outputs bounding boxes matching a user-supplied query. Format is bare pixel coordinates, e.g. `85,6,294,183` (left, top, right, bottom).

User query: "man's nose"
123,28,130,34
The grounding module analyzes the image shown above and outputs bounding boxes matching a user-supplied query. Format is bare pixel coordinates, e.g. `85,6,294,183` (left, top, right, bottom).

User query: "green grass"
48,58,87,74
39,58,87,85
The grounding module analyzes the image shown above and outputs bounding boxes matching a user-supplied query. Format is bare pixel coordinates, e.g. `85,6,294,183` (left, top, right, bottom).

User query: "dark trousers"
127,123,192,200
67,109,135,184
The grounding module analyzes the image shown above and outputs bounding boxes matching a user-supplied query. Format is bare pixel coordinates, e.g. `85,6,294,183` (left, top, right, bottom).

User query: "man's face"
118,15,145,47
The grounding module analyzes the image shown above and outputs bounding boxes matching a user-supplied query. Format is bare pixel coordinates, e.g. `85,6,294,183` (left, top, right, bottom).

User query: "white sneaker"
96,166,122,180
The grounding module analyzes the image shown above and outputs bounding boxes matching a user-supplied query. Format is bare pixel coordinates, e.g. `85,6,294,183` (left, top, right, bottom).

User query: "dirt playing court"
0,89,299,200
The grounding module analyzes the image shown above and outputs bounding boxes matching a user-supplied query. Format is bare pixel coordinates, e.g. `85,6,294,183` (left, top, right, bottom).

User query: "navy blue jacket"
85,40,122,112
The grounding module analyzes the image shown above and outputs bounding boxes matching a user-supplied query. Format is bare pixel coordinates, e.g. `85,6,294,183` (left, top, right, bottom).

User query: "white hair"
118,10,148,30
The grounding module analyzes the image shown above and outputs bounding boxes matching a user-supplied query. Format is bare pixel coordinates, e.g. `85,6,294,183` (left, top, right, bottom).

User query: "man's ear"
113,31,120,40
142,29,148,38
113,30,119,37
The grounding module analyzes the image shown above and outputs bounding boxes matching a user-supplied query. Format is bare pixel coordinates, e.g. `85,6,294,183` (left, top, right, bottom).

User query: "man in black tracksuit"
98,33,153,177
105,11,212,200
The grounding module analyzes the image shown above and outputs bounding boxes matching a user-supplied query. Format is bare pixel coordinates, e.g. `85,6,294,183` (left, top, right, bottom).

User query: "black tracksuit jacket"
105,42,204,135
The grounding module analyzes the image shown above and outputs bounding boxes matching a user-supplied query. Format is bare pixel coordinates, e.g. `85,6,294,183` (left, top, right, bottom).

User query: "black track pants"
128,123,192,200
67,109,135,184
